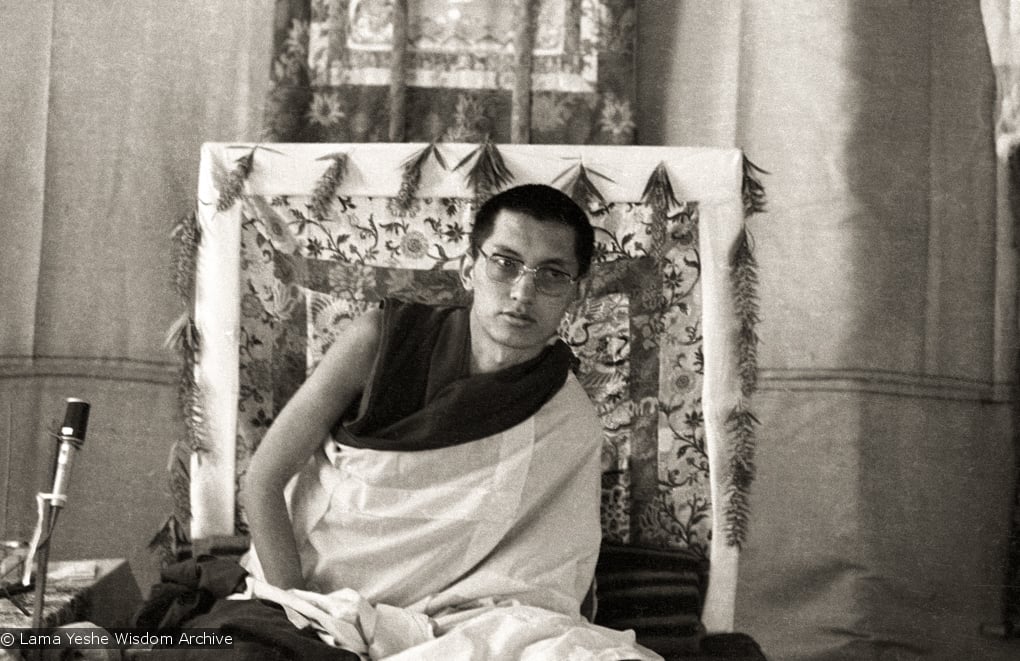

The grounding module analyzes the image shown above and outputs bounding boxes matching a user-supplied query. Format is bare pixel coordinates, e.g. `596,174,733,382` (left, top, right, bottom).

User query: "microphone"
19,399,90,590
49,398,90,508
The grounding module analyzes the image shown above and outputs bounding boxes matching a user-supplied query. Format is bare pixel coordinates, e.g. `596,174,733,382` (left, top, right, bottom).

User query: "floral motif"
443,94,491,142
268,0,636,143
598,92,636,143
400,230,429,259
532,94,570,132
308,294,361,367
602,474,631,544
234,191,709,556
265,281,301,321
307,91,345,127
328,263,374,299
284,17,309,59
241,292,263,320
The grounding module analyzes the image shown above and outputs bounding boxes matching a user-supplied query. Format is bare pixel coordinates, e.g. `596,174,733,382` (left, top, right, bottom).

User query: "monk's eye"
491,255,522,274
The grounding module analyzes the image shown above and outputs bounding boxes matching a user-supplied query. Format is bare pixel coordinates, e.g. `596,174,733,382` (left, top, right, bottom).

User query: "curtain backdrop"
636,3,1012,659
0,0,274,591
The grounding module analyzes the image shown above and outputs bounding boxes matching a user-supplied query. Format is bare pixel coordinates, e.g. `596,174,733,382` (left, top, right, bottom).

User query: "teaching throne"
160,142,767,659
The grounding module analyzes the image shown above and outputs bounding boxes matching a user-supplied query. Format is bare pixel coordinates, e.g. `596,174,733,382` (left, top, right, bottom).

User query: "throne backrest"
179,143,751,633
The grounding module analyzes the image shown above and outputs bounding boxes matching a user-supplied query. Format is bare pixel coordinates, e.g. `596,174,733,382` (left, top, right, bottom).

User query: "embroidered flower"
671,228,695,246
600,400,635,430
328,264,373,299
267,281,300,321
673,373,694,394
598,92,636,140
532,94,569,132
244,359,272,390
284,19,309,59
387,196,421,218
307,91,345,127
241,292,263,320
441,222,465,244
443,94,488,142
261,212,290,244
400,230,429,260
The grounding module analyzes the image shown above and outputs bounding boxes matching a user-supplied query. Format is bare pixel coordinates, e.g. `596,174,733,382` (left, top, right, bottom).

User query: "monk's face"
460,209,580,371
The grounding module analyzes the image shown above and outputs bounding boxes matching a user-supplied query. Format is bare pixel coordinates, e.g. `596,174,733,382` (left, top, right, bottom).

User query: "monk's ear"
459,252,476,292
564,275,590,318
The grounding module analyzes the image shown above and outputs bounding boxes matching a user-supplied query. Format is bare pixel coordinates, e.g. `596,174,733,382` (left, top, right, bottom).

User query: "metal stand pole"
29,502,51,631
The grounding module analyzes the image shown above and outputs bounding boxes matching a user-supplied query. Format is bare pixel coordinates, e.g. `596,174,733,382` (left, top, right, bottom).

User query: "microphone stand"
30,502,59,631
30,522,48,631
22,398,89,642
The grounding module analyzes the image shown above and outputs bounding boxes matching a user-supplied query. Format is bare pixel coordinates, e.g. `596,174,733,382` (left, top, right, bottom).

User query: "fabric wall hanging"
265,0,637,144
165,142,763,632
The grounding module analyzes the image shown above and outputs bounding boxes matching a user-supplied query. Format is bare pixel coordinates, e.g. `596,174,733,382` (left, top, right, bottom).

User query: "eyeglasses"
477,247,579,296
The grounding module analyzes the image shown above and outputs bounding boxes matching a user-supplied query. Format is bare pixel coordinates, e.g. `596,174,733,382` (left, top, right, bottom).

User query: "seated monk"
143,185,662,660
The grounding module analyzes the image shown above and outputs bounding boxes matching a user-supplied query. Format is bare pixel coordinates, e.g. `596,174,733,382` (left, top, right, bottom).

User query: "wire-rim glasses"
477,247,578,296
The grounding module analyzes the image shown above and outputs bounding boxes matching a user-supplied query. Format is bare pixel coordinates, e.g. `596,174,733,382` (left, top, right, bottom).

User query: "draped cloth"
242,367,661,658
337,298,574,450
233,296,661,658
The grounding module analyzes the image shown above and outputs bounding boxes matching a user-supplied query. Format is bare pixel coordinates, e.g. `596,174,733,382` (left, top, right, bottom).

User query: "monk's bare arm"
240,308,382,589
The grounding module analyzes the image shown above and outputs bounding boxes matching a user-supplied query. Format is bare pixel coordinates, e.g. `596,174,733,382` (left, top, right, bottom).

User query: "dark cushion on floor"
593,543,710,656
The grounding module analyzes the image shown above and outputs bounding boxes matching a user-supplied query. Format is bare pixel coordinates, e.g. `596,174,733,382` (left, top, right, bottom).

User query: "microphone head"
60,398,90,442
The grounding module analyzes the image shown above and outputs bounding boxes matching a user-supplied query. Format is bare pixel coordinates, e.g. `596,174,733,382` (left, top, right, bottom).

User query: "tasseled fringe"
180,355,207,456
152,208,207,562
555,161,613,212
164,312,199,354
168,205,207,465
217,148,256,212
170,211,200,301
168,310,207,458
723,152,767,548
149,440,195,564
732,229,760,396
455,140,514,204
641,162,679,212
388,0,409,141
168,208,207,456
724,403,759,548
741,155,768,217
148,515,190,568
310,152,349,221
641,162,679,259
392,143,447,215
724,225,762,548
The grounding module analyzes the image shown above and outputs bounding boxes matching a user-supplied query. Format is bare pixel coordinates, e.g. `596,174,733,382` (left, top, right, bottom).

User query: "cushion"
594,542,709,656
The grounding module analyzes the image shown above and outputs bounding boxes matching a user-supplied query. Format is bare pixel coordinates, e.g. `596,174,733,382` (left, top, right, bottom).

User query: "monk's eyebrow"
488,243,521,257
489,244,575,269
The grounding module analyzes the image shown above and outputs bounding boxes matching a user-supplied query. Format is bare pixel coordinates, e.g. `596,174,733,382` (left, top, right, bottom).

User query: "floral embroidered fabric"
267,0,637,144
234,192,710,557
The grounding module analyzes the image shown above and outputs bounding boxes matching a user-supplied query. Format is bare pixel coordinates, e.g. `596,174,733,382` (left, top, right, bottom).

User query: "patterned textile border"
232,193,710,557
267,0,637,144
311,0,600,91
161,145,765,607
